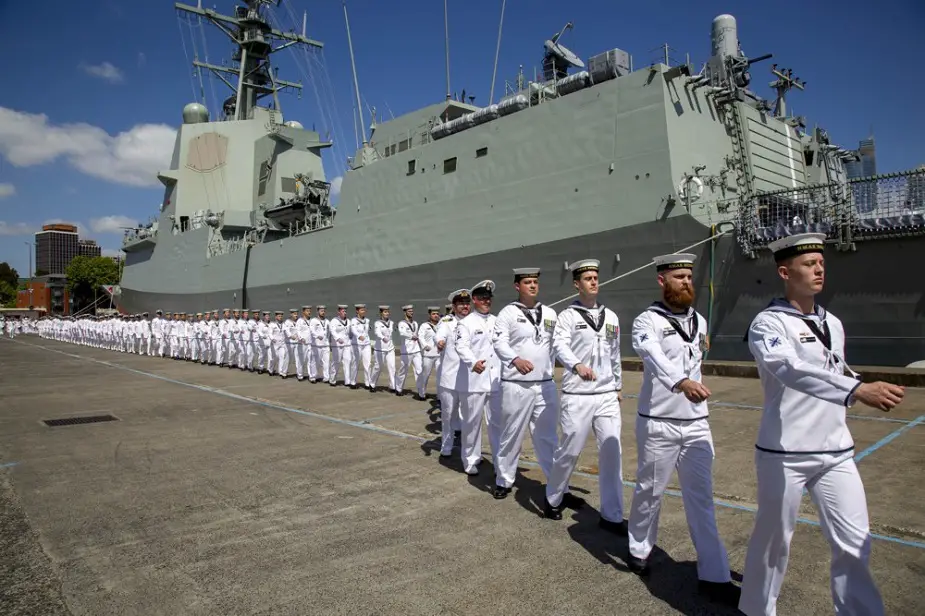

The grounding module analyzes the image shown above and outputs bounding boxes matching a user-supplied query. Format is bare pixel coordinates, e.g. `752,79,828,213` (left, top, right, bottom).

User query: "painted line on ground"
0,461,20,469
12,338,925,551
854,415,925,464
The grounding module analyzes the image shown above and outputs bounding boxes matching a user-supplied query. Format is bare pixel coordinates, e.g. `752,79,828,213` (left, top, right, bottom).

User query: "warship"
117,1,925,366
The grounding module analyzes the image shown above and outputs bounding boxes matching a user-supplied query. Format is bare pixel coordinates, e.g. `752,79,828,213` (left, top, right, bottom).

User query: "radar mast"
176,0,324,121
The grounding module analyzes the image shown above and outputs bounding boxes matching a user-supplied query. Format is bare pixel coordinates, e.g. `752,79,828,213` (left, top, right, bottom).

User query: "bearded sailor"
489,268,560,500
396,305,423,396
349,304,372,389
370,306,397,393
329,305,352,386
455,280,502,475
739,233,905,616
545,259,626,533
626,253,736,604
417,306,442,400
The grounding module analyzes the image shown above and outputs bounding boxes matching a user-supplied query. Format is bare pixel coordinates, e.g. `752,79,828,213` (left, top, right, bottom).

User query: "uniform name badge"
605,323,618,341
698,332,707,353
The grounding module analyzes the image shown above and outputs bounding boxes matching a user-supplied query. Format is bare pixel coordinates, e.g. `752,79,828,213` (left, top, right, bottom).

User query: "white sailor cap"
470,280,496,297
767,232,826,261
222,308,230,312
378,305,390,311
354,303,366,309
653,253,696,272
337,304,348,309
316,305,326,310
448,288,471,303
142,312,149,316
195,312,202,316
402,304,413,311
569,259,600,278
274,310,284,315
262,311,270,315
289,308,298,312
427,305,440,312
301,305,312,310
232,308,240,313
513,267,541,281
155,309,163,314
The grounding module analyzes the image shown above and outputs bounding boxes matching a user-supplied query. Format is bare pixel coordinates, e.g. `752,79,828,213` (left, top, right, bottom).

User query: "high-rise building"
845,135,878,213
35,224,79,275
78,239,102,258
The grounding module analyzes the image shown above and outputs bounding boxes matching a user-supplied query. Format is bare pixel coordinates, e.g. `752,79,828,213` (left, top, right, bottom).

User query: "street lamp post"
23,241,32,279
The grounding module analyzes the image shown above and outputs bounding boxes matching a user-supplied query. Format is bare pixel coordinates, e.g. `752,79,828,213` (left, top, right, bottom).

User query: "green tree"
66,256,120,312
0,262,20,307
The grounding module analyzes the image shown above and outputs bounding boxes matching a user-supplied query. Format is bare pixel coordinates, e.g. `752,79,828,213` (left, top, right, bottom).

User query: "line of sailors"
23,234,907,616
2,316,31,338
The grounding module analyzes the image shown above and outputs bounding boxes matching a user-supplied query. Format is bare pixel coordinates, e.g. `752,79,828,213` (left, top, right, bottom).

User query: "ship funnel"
711,14,738,58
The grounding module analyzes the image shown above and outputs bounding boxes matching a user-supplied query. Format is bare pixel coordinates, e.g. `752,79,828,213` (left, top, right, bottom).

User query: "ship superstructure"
119,4,925,366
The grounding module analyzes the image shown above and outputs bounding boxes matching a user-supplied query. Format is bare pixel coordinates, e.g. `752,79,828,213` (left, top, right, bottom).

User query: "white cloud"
0,183,14,198
90,215,137,233
0,221,33,236
0,107,175,187
79,61,124,83
330,176,343,197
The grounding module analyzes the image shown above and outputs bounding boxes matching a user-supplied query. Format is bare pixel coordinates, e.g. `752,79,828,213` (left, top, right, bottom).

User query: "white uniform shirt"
553,302,623,395
747,299,861,454
397,319,421,354
283,319,298,343
329,317,350,348
296,317,312,347
419,321,440,358
269,320,286,344
455,311,501,393
373,319,394,351
436,315,462,391
350,317,370,346
492,301,557,382
632,302,709,420
309,317,329,348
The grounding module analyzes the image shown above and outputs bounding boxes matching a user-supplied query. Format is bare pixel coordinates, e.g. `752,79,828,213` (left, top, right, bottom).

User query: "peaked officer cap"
448,288,470,303
767,232,826,261
653,253,696,272
470,280,496,297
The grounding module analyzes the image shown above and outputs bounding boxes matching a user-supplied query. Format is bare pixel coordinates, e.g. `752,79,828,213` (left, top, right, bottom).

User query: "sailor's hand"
424,346,431,351
677,378,711,403
512,357,534,375
473,359,486,374
574,363,596,381
854,382,905,412
437,340,446,351
617,391,623,403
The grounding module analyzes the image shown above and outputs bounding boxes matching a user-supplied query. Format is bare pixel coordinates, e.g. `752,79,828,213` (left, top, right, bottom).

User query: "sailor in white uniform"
455,280,502,475
370,306,397,393
490,267,559,500
396,304,422,396
627,253,736,603
435,290,470,456
417,306,442,400
739,233,905,616
310,305,331,383
270,310,288,376
545,259,626,532
329,304,352,385
295,306,312,381
349,304,372,389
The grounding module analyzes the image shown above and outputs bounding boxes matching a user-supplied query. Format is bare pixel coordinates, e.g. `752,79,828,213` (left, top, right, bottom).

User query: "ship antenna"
342,0,366,145
444,0,451,102
770,63,805,118
488,0,507,104
175,0,322,121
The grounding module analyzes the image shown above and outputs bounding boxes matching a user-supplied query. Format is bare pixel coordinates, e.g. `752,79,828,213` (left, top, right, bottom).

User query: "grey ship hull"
118,214,925,367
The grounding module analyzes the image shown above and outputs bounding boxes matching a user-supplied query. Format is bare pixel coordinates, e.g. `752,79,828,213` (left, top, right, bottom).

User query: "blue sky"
1,0,923,277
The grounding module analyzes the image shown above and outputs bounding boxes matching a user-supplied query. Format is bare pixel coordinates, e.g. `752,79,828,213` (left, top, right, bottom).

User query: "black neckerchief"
339,318,348,327
514,301,543,338
571,302,606,332
744,299,831,350
648,302,698,343
406,319,416,332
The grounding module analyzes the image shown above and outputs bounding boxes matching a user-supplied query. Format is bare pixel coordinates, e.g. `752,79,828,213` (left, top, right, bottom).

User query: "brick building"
17,275,70,315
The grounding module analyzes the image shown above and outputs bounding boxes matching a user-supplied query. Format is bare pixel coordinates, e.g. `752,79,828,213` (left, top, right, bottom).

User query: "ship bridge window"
444,157,457,174
476,147,488,158
398,138,410,152
281,177,298,193
407,160,416,175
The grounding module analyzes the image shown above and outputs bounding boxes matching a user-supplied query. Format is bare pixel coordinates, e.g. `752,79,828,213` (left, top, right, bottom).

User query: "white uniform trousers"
145,336,153,356
225,338,236,365
396,352,422,393
312,345,331,383
494,380,559,488
418,355,438,397
437,386,463,455
628,416,729,582
546,391,624,523
459,389,501,474
349,345,371,387
255,342,268,371
739,450,882,616
294,341,307,378
274,342,290,376
169,335,180,358
371,349,396,390
236,339,247,367
244,340,254,369
213,338,224,364
200,338,211,363
330,345,351,383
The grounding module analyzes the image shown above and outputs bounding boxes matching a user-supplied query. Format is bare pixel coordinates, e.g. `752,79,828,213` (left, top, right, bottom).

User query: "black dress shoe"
492,485,512,500
561,492,586,510
544,498,563,520
698,581,741,607
627,555,649,575
599,518,628,536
